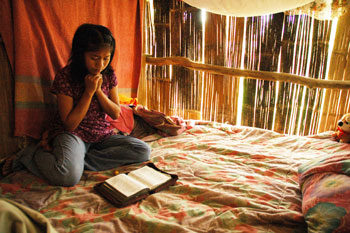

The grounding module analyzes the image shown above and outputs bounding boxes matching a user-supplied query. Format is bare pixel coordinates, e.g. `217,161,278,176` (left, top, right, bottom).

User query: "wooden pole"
145,55,350,90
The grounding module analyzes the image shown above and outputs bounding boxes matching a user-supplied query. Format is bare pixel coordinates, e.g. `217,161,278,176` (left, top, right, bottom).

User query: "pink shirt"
50,65,117,143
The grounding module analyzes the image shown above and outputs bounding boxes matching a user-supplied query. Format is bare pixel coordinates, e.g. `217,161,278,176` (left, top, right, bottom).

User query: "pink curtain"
0,0,143,139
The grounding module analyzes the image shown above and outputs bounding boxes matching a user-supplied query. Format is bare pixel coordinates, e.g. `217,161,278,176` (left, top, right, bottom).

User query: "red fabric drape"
0,0,142,139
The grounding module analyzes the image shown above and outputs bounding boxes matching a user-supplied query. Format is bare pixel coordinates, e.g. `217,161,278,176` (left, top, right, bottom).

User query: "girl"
2,24,151,186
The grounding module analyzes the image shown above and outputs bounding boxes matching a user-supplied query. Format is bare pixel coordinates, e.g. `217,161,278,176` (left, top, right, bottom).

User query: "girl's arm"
95,83,121,120
58,74,100,131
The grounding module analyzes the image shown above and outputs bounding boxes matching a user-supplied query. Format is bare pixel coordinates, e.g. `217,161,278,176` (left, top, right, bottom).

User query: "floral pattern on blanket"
298,153,350,233
1,122,350,233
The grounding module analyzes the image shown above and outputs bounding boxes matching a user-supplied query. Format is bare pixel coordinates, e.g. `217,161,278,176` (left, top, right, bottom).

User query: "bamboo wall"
319,9,350,132
139,0,350,136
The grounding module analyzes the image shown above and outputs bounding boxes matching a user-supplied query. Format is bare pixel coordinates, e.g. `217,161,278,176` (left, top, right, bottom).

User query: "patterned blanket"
1,122,348,232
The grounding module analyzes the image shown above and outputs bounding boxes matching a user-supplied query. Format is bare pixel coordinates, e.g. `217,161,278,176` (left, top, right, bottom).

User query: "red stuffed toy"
332,113,350,143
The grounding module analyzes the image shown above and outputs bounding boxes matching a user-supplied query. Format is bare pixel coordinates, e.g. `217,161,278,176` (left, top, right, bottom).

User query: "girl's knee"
60,176,81,187
48,169,82,187
43,159,84,187
138,142,151,162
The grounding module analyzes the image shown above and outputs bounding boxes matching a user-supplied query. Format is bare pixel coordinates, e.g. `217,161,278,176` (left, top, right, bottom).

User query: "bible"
94,163,178,207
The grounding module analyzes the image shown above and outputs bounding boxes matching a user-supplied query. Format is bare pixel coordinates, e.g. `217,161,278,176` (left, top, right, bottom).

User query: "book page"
128,166,172,190
105,174,148,197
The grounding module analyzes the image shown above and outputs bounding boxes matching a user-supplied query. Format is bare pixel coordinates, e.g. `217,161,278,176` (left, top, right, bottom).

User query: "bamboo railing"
145,55,350,90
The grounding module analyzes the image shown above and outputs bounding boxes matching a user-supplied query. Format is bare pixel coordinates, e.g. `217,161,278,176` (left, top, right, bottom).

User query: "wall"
318,8,350,132
0,36,21,158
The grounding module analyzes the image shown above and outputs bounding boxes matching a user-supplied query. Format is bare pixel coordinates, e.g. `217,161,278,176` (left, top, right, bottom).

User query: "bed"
1,121,350,233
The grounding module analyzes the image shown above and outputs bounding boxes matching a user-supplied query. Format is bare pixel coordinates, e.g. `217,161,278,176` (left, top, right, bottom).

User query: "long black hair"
69,24,116,83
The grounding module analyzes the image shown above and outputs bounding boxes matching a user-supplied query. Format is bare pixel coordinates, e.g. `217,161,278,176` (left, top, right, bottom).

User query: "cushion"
298,153,350,233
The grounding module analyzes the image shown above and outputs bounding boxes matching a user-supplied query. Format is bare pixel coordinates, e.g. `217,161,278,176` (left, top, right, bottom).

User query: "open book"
94,163,178,207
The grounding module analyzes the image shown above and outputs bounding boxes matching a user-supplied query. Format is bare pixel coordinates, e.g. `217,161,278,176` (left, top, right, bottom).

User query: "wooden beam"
145,55,350,90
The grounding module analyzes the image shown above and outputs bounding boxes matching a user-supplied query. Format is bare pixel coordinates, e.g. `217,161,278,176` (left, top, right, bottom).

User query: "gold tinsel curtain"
139,0,350,136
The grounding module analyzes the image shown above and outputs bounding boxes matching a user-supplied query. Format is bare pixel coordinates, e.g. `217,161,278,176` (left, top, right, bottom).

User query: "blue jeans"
18,133,151,186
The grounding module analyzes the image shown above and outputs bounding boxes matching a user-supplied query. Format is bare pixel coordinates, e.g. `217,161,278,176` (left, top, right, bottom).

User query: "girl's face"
84,47,111,75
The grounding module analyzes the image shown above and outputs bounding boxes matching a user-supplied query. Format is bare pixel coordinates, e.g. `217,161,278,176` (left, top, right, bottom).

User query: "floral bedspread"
1,122,349,233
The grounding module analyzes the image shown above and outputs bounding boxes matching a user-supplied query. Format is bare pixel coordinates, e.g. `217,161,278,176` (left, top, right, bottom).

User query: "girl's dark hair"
69,24,115,82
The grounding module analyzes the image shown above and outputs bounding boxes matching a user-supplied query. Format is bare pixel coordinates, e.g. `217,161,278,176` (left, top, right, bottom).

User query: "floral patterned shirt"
50,65,117,143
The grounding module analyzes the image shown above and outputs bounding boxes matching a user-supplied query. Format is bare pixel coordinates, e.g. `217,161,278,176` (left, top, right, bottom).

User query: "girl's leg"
84,134,151,171
19,133,86,186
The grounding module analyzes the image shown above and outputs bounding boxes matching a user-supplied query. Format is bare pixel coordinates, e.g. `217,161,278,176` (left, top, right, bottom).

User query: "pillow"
300,173,350,232
298,154,350,233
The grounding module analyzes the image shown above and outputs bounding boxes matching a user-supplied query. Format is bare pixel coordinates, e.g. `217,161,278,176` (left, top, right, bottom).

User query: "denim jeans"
18,133,151,186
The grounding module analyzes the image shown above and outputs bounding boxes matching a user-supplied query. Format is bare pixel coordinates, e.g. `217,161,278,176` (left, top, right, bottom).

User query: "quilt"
1,122,349,233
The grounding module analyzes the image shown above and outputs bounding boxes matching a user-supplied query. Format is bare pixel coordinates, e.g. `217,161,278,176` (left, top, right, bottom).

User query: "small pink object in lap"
107,105,134,134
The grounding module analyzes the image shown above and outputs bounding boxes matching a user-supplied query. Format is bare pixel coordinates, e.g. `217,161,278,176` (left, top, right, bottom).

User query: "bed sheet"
1,122,348,233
